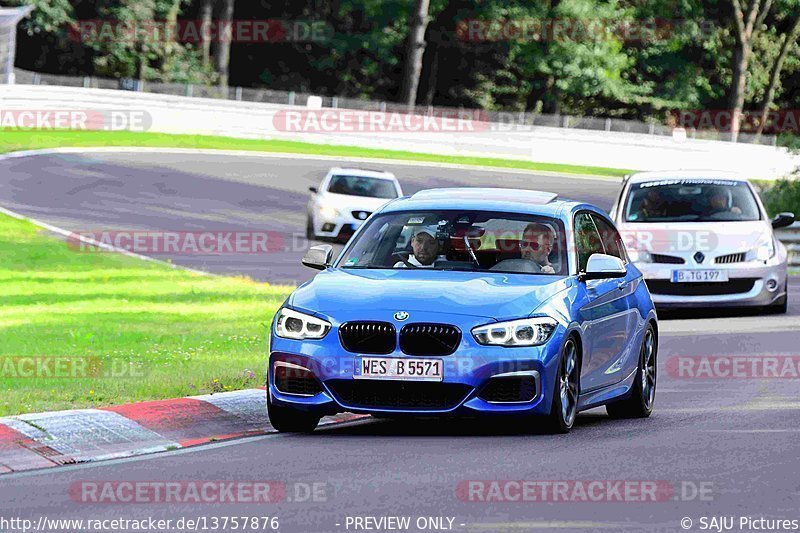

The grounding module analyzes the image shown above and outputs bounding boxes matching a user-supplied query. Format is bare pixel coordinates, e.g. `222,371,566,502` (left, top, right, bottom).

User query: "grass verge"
0,213,292,416
0,129,631,178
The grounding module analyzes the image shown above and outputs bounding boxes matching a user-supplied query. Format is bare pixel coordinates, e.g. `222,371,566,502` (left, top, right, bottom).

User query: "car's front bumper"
268,310,566,417
634,258,787,308
312,212,366,241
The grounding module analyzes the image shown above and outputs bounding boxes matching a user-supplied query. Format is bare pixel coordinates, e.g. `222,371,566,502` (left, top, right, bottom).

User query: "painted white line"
0,146,621,182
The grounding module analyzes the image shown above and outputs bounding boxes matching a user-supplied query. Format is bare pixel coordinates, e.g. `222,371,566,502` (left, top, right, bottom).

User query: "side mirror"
771,212,795,229
308,186,318,194
579,253,626,281
302,244,333,270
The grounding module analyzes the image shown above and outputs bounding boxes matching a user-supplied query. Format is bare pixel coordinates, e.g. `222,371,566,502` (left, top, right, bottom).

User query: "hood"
618,220,771,255
289,269,571,321
318,192,393,211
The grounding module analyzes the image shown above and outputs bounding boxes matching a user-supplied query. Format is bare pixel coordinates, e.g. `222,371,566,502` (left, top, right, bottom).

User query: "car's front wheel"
607,324,657,419
541,336,580,434
267,392,320,433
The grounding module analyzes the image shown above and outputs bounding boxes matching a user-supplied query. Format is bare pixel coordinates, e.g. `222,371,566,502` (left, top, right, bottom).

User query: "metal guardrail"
775,222,800,267
10,68,779,146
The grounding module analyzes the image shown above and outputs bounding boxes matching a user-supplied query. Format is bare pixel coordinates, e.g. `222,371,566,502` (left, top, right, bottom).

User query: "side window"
591,215,624,261
574,213,605,272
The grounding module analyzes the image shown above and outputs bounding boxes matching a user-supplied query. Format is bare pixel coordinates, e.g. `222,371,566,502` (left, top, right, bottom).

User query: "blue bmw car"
268,188,658,433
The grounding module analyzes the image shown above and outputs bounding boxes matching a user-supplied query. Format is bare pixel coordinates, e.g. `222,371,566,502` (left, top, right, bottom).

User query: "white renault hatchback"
611,171,794,313
307,167,402,242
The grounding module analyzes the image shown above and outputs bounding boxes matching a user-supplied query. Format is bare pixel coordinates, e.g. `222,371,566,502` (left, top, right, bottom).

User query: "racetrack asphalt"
0,151,798,532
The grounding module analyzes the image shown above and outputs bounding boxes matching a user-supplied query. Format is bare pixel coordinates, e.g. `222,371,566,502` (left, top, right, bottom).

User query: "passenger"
394,226,441,268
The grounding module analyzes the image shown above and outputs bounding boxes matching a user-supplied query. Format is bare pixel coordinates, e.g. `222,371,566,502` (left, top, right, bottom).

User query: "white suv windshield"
327,175,397,199
624,179,761,223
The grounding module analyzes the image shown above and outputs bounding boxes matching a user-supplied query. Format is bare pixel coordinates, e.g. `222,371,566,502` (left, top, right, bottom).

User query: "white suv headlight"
275,308,331,340
472,317,557,347
755,235,775,261
319,206,340,219
627,247,652,263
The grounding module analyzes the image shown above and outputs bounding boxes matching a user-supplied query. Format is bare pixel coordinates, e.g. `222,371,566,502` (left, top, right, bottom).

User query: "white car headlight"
755,236,775,261
627,247,652,263
275,308,331,340
472,317,557,347
319,206,340,219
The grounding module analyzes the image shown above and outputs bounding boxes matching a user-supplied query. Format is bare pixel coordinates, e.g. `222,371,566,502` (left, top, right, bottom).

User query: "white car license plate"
354,357,443,382
671,270,729,283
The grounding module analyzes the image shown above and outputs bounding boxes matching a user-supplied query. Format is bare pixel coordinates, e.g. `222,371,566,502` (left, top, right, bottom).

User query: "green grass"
0,213,292,416
0,129,631,178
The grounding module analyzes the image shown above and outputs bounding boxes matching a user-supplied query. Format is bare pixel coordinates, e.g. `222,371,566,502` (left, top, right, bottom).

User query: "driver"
638,188,667,219
520,223,556,274
708,189,742,216
394,225,442,268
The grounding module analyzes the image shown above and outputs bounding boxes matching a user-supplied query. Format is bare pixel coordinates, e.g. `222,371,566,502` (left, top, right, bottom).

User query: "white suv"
307,168,402,242
611,170,794,313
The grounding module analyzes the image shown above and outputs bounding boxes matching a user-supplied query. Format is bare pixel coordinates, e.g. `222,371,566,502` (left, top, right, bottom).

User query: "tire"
541,336,580,434
267,392,320,433
607,324,657,419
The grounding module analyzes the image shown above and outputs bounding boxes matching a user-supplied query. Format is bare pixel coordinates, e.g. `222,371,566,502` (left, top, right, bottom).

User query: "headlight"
319,206,340,219
275,308,331,340
627,247,652,263
472,317,557,347
755,236,775,261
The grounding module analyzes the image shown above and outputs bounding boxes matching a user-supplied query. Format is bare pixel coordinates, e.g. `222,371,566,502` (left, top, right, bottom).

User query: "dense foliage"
3,0,799,136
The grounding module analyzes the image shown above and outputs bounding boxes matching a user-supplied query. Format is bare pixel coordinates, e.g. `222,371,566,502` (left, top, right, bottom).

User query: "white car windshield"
327,175,398,199
337,210,567,275
624,179,761,223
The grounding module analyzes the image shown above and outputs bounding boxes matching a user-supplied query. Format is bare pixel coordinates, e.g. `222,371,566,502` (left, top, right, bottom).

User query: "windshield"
327,175,398,199
336,210,567,275
624,179,761,223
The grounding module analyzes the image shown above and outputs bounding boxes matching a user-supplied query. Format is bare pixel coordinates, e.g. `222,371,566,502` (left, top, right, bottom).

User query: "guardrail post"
186,84,193,97
32,72,40,85
605,118,611,131
379,101,387,112
82,76,90,88
649,123,655,134
331,96,338,108
288,91,296,105
235,86,242,101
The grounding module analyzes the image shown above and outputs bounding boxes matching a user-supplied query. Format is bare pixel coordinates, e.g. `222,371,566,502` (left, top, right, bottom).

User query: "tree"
199,0,213,67
728,0,773,141
399,0,431,106
755,8,800,138
215,0,234,87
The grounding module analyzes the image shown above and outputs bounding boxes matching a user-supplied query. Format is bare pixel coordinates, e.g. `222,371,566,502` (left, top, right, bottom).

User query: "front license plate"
354,357,443,382
671,269,729,283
